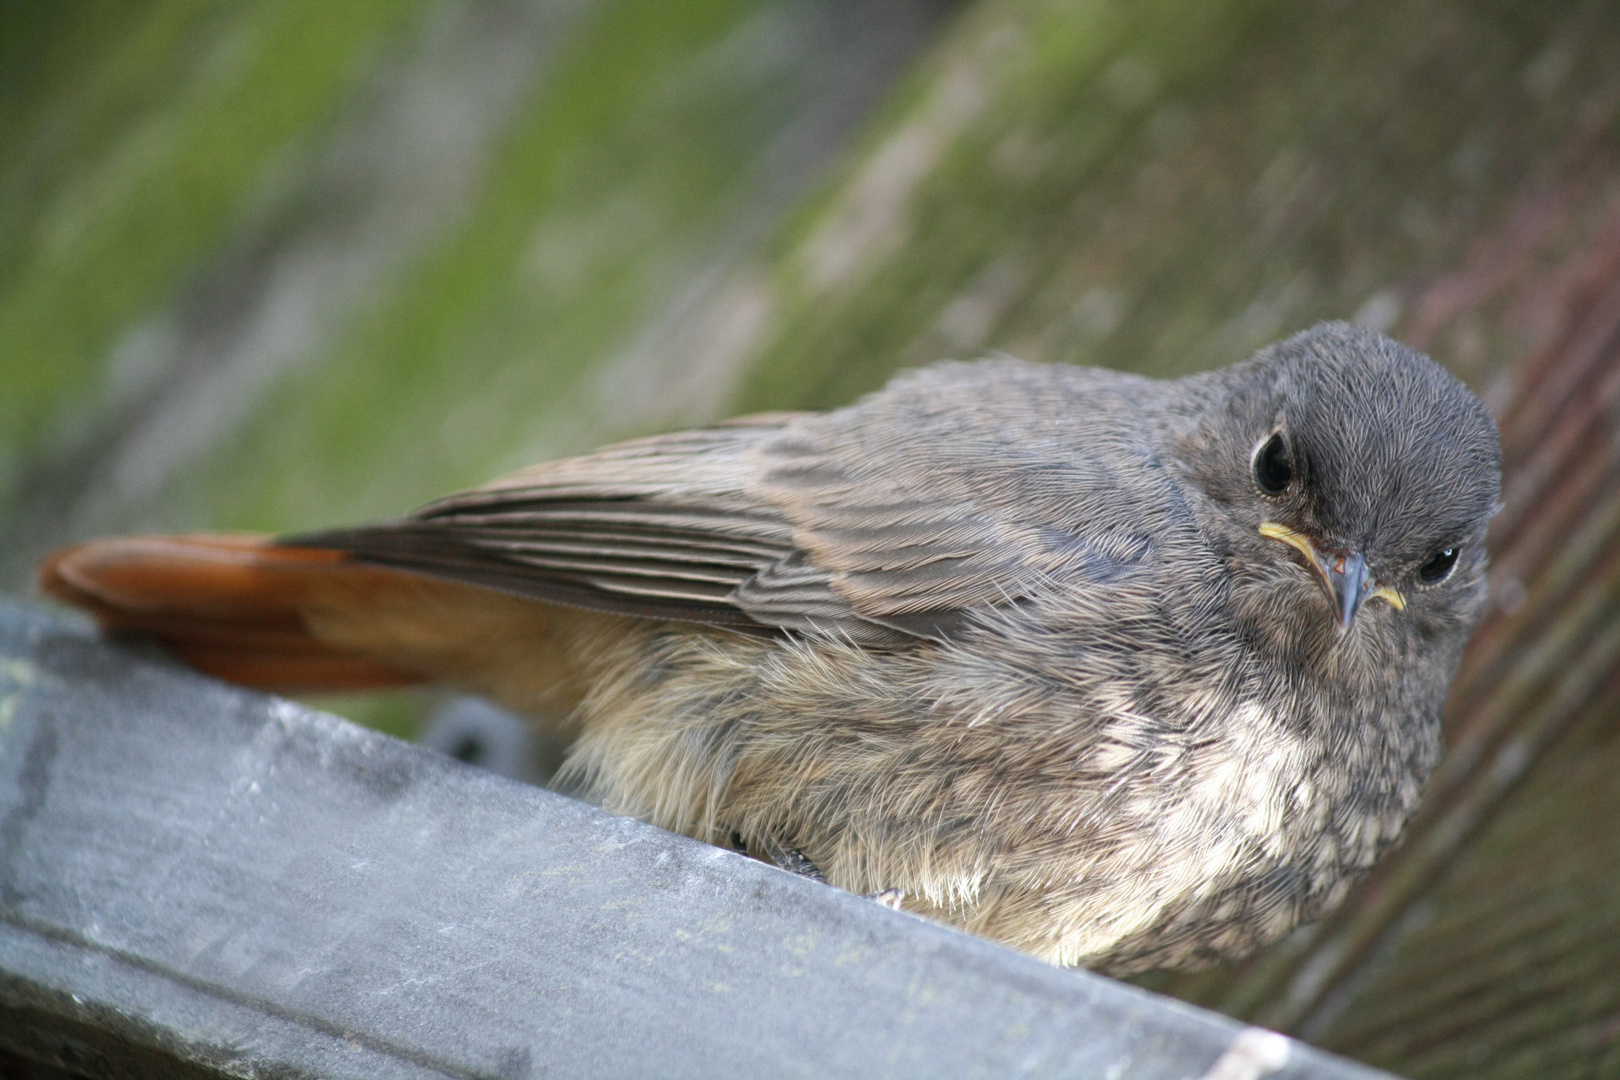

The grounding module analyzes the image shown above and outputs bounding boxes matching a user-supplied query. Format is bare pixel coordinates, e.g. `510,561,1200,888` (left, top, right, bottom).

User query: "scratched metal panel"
0,604,1390,1080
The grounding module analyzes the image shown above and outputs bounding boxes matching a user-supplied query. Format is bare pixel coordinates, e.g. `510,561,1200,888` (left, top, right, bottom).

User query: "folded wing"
288,361,1153,643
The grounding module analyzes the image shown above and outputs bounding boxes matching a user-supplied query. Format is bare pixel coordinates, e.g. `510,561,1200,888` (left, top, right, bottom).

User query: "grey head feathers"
1178,323,1499,572
1168,323,1500,659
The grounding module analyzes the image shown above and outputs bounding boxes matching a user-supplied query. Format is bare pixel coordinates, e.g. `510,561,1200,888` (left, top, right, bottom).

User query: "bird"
39,322,1501,974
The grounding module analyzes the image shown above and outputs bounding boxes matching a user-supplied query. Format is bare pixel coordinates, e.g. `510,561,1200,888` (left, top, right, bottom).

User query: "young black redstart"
42,322,1501,973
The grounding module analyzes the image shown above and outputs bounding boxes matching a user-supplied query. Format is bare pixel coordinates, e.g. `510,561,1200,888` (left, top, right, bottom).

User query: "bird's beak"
1259,522,1405,630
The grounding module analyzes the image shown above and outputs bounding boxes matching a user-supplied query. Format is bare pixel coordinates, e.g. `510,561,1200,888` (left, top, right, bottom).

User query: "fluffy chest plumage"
560,546,1438,973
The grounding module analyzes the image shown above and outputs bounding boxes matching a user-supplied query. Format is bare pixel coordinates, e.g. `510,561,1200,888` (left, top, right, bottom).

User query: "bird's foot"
731,833,901,907
866,888,906,910
769,845,829,884
737,833,829,884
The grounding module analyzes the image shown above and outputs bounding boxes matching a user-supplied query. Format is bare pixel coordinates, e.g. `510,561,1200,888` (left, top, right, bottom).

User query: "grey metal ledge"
0,602,1394,1080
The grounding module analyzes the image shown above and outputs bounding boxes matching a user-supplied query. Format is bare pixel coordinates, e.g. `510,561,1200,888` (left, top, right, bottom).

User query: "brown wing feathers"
35,422,813,696
282,422,804,633
37,390,1071,694
290,504,792,631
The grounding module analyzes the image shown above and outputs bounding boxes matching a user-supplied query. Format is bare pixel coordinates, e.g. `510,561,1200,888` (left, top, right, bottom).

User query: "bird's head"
1174,322,1501,671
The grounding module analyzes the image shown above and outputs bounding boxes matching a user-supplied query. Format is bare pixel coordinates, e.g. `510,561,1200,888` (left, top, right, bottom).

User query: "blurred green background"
14,0,1610,586
6,1,1620,1076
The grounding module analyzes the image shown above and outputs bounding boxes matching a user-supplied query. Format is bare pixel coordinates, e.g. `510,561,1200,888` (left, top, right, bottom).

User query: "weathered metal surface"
0,603,1390,1080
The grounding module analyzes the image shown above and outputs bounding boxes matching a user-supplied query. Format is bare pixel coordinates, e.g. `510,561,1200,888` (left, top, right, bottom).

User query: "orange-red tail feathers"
39,535,423,693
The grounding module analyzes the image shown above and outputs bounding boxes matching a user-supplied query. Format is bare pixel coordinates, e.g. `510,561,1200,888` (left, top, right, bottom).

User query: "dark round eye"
1252,433,1294,495
1418,546,1460,585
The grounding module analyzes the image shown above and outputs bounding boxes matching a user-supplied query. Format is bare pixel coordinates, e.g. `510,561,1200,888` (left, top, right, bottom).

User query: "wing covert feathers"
42,361,1156,683
284,423,806,634
281,364,1142,644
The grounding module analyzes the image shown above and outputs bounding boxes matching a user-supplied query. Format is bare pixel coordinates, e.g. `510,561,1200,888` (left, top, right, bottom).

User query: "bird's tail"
39,534,426,693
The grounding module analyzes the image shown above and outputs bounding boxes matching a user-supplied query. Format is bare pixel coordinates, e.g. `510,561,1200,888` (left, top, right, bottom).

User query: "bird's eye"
1252,433,1294,495
1418,546,1460,585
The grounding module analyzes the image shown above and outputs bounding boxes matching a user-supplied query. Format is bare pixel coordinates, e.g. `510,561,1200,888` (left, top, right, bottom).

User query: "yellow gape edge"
1258,521,1407,613
1368,583,1406,611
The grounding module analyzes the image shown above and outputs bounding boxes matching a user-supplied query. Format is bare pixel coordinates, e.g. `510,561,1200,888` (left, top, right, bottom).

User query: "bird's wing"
288,361,1161,641
286,417,806,634
740,361,1160,638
